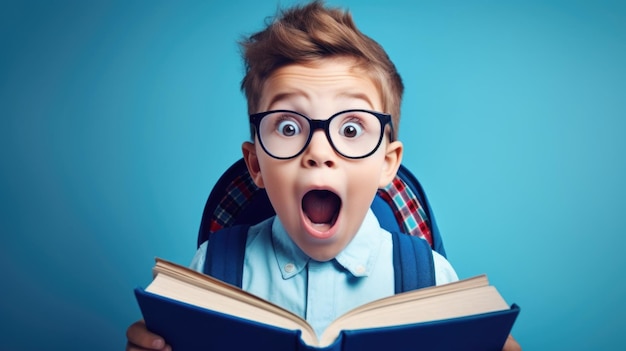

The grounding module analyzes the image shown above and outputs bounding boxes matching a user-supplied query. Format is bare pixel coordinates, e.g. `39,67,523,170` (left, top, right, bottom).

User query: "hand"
502,334,521,351
126,320,171,351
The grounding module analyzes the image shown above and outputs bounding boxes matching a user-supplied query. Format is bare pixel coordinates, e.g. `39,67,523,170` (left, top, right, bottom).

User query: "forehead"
259,57,382,112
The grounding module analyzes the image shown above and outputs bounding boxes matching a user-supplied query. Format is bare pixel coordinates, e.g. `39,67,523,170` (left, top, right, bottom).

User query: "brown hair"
239,0,404,139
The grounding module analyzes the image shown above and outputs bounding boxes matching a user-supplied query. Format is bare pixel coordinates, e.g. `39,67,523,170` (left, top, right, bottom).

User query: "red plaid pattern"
377,176,433,247
209,173,259,233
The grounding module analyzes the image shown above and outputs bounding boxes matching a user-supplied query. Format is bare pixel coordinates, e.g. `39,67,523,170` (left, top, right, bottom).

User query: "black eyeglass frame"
249,109,395,160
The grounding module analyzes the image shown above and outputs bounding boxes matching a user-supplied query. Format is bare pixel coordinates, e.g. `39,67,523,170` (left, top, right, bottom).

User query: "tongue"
302,190,340,224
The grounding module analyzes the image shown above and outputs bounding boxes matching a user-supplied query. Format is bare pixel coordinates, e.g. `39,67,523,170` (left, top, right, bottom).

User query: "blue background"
1,0,624,350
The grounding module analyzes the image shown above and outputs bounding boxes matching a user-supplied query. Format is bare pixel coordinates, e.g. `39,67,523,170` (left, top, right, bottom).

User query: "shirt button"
355,265,366,275
284,263,295,273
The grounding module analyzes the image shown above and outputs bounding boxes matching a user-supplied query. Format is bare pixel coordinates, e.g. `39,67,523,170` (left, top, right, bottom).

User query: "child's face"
242,57,403,261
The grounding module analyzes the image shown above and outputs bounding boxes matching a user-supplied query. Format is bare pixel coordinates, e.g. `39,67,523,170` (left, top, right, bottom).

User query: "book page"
332,275,490,320
319,278,510,347
147,259,320,346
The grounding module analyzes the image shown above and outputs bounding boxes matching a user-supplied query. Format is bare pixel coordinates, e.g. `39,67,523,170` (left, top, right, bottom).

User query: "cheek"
345,161,384,205
258,163,299,214
259,161,292,189
348,179,379,207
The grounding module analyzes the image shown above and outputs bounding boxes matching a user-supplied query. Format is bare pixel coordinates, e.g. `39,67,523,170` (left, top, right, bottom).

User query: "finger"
126,342,171,351
126,320,168,350
502,334,522,351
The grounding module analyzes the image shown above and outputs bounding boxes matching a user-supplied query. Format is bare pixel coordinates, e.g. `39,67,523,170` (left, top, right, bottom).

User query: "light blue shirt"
190,209,458,338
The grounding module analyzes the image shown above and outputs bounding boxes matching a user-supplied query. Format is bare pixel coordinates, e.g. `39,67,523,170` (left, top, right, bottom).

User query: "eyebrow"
265,92,301,110
337,92,376,109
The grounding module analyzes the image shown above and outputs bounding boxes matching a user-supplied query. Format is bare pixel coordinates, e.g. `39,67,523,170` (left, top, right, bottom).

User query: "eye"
340,121,364,138
276,119,301,137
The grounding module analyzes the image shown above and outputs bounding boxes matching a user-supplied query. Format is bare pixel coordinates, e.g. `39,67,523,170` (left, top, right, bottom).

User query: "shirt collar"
271,209,384,279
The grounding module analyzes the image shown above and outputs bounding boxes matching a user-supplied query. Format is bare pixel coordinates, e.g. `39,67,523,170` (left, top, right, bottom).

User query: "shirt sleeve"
188,241,208,272
432,250,459,285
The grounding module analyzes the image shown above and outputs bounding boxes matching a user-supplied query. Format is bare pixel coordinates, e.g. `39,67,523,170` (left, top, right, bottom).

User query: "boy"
127,1,520,350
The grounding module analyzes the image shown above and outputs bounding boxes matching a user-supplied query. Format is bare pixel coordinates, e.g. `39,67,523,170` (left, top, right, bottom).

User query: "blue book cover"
134,259,520,351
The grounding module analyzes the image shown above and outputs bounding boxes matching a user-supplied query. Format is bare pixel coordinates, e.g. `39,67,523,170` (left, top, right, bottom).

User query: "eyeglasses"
249,109,394,160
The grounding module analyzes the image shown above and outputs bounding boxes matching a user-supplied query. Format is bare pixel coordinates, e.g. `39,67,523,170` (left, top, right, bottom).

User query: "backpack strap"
203,225,249,288
391,230,436,293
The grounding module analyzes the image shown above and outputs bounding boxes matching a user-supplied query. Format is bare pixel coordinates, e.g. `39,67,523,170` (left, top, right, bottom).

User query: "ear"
378,140,403,188
242,141,265,188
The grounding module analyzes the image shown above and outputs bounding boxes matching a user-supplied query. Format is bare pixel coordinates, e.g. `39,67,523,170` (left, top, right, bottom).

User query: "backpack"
197,158,446,293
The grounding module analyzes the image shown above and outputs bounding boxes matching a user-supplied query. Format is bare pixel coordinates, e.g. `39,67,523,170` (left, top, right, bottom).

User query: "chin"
298,218,364,262
300,242,344,262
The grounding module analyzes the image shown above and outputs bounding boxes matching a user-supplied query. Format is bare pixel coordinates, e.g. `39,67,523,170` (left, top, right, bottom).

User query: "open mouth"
302,189,341,229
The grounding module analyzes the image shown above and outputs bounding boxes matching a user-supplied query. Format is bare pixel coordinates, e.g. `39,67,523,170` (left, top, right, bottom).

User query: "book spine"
296,335,344,351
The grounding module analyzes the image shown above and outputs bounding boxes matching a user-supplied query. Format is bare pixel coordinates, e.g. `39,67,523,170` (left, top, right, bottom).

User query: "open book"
135,258,520,351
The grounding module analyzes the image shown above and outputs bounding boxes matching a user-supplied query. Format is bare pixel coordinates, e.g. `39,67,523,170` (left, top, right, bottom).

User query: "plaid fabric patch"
377,176,433,247
209,172,259,233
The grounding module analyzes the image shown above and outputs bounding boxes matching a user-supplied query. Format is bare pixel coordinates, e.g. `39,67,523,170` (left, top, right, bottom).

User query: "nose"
302,129,336,168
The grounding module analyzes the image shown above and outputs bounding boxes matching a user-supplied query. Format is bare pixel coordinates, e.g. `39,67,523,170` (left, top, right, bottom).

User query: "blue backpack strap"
203,225,250,288
391,230,436,293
